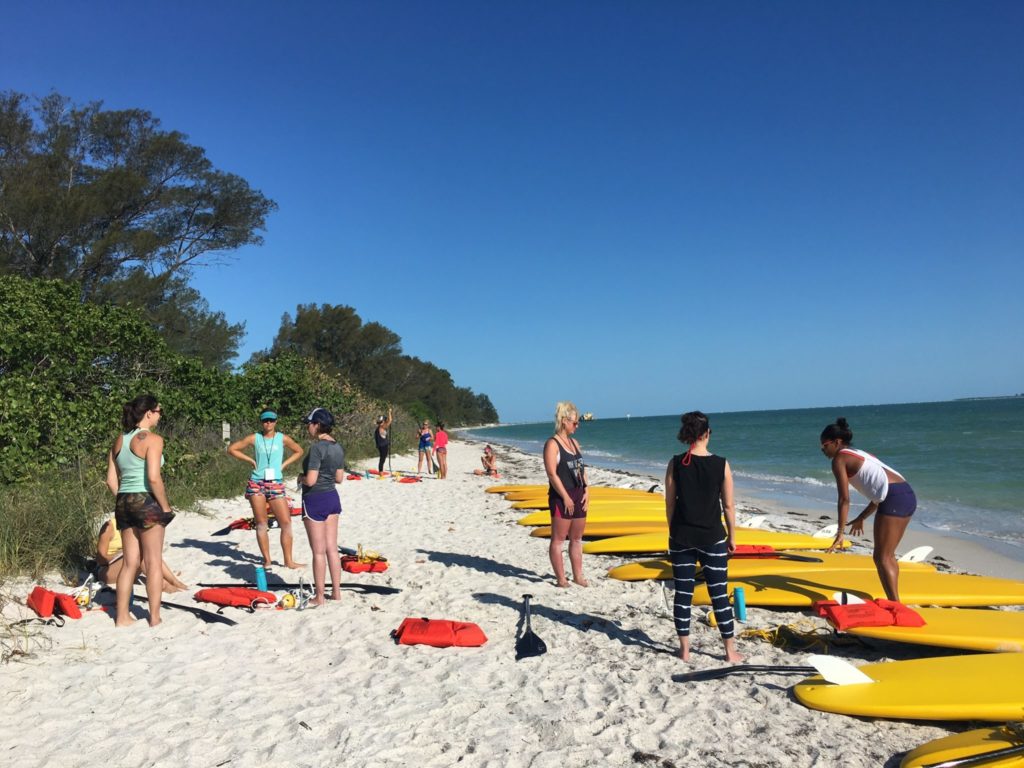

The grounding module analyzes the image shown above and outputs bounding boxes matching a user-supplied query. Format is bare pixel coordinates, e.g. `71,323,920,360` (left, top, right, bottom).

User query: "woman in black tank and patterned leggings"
543,401,589,588
665,411,742,663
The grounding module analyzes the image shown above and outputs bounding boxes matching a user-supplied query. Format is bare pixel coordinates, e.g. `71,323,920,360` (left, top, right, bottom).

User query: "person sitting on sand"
227,409,305,569
96,518,187,593
665,411,742,663
820,417,917,602
474,445,498,476
543,403,589,588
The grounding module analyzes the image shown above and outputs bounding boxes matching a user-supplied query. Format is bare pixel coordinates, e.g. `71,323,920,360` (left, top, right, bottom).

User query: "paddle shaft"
673,664,816,683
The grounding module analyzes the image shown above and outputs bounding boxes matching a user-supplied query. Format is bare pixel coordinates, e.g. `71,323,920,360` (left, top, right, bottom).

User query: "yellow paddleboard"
518,509,669,526
509,499,667,512
692,571,1024,607
794,653,1024,720
607,552,934,581
504,488,660,502
901,725,1024,767
845,607,1024,653
582,529,845,554
529,521,669,538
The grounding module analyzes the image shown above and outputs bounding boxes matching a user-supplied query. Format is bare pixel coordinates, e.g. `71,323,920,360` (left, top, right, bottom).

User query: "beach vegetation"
265,302,499,425
0,90,275,369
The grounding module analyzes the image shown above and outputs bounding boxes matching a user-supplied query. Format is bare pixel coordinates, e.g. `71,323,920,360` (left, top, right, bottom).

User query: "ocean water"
466,398,1024,552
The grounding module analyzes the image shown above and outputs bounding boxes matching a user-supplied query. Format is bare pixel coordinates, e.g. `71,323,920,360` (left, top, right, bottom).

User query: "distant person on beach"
417,420,435,474
374,408,393,473
543,402,589,588
95,518,187,592
820,417,917,601
434,422,449,478
105,394,175,627
227,410,305,569
474,445,498,476
665,411,742,663
298,407,346,607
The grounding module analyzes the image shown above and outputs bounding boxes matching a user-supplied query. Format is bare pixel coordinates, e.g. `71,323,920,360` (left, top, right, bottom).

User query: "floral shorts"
245,479,287,501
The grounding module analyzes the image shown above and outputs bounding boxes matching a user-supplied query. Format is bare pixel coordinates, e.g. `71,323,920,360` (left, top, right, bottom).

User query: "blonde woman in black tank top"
543,401,589,588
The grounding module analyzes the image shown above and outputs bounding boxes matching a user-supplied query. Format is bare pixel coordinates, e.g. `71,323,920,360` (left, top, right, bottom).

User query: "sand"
2,437,1021,768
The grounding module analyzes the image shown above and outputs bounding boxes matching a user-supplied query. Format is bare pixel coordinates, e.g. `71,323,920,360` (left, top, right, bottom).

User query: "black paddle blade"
672,664,815,683
515,594,547,660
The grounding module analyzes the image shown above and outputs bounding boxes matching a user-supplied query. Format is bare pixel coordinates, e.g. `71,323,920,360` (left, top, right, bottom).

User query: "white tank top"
840,448,904,503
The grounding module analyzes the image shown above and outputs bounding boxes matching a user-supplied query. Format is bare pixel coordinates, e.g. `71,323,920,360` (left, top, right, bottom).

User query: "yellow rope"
739,620,838,652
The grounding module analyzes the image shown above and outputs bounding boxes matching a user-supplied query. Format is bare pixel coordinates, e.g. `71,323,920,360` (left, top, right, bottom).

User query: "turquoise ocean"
466,398,1024,555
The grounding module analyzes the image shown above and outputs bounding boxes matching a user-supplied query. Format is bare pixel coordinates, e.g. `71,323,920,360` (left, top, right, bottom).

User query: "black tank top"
669,453,726,548
548,436,585,493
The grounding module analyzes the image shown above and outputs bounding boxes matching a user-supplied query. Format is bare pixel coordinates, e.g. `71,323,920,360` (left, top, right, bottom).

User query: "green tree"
0,90,275,366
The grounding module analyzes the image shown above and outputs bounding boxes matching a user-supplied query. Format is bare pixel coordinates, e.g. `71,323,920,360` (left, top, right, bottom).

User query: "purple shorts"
550,486,587,520
878,482,916,518
302,490,341,523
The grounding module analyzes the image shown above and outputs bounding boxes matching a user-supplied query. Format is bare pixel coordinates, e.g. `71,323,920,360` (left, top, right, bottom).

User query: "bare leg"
269,496,304,569
159,561,187,592
678,635,691,662
722,637,743,663
324,514,341,600
438,452,448,479
303,516,328,606
250,494,272,567
115,527,141,627
548,516,571,588
873,513,912,601
568,517,588,586
417,450,425,474
139,525,166,626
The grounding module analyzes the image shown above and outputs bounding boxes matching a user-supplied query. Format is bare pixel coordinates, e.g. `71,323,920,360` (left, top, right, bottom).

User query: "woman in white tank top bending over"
819,417,917,601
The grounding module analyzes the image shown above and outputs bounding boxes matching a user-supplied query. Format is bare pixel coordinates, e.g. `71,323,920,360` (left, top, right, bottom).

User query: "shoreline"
462,434,1024,581
2,438,1021,767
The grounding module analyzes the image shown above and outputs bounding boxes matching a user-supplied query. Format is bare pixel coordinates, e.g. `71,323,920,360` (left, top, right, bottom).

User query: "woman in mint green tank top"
105,394,175,628
227,409,305,569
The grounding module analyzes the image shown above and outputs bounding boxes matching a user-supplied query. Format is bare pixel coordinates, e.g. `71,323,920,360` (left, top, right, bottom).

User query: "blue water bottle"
255,565,268,592
733,587,747,622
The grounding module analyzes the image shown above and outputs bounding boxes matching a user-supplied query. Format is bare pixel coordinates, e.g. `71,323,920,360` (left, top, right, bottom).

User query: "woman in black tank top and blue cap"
543,401,589,588
665,411,742,663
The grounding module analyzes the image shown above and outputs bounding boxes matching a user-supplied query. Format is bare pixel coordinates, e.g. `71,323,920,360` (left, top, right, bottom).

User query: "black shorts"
115,493,175,531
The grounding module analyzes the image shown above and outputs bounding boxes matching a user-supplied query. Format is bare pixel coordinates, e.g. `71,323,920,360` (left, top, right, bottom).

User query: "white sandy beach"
2,437,1021,768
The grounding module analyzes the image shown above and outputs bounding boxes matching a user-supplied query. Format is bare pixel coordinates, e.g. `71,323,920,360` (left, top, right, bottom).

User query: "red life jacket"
194,587,277,610
731,545,777,556
391,618,487,648
814,599,925,631
341,556,389,574
26,586,82,619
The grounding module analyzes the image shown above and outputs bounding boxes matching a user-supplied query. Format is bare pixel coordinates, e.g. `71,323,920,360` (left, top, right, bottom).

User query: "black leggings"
377,445,389,473
670,538,734,639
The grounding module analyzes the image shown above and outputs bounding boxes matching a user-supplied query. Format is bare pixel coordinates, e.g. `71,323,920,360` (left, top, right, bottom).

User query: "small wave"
734,471,830,488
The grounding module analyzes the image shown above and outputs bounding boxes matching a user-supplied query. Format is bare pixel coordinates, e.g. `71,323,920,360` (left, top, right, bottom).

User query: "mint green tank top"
116,428,163,494
251,432,284,481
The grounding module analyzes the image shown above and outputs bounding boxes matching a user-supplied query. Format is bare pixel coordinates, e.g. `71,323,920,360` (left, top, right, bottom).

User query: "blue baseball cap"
259,410,278,421
303,407,334,428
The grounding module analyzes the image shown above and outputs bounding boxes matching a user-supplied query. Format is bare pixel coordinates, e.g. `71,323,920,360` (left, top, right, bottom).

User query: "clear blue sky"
5,2,1022,422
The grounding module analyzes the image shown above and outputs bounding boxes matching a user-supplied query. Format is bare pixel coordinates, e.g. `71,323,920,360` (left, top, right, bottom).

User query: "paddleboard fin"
898,545,933,563
814,524,838,539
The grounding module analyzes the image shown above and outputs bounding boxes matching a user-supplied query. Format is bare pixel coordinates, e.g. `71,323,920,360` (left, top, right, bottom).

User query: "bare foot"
284,561,306,569
573,577,589,587
677,648,691,662
115,616,137,628
724,639,743,663
555,579,570,588
147,617,162,628
262,559,273,568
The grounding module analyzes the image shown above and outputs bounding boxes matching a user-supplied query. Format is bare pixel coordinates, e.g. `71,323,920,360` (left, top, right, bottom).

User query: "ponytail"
122,394,158,432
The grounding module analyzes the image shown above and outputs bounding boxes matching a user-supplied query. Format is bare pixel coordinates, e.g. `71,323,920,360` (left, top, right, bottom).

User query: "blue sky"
5,2,1022,422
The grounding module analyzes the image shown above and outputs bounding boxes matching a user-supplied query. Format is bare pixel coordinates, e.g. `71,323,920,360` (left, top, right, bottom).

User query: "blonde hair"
553,401,579,433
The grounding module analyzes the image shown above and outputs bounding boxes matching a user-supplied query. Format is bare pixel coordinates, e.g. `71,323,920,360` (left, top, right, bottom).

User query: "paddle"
196,582,401,595
673,655,873,685
673,664,816,683
922,743,1024,768
732,552,824,563
515,594,547,660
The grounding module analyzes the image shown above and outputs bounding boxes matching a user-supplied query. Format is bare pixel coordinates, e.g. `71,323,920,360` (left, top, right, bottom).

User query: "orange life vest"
391,618,487,647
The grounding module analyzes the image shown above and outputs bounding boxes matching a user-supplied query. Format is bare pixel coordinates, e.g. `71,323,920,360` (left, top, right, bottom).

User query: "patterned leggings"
670,538,735,639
